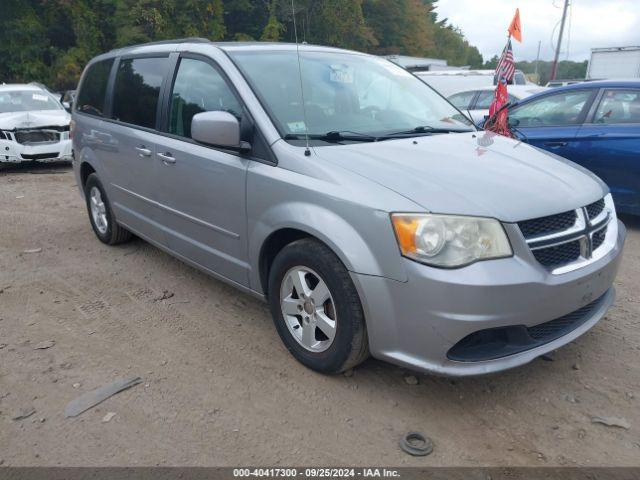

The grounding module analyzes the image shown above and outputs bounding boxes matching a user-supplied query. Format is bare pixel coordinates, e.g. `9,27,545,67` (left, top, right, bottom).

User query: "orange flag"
508,8,522,42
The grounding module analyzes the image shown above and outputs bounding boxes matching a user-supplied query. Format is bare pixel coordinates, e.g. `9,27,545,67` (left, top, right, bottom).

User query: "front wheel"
268,238,369,373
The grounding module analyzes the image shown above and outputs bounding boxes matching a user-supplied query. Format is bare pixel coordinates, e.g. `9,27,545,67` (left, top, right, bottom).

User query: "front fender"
248,200,408,294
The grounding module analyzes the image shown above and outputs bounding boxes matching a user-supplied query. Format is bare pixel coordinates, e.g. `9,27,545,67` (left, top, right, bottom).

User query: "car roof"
448,85,546,98
0,83,44,92
517,79,640,105
547,79,640,90
99,38,366,60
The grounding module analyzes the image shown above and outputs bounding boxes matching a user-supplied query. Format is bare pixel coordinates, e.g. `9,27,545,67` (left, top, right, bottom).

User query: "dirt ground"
0,163,639,467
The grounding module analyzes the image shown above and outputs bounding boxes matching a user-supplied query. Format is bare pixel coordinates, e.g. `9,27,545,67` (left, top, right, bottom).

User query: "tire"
84,173,132,245
268,238,369,373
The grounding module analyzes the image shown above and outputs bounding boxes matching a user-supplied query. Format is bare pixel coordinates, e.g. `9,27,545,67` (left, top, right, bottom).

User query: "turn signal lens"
391,213,512,268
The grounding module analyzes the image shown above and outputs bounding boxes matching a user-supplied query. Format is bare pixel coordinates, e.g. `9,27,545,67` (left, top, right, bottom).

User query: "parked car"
546,79,583,88
415,69,530,97
72,40,625,376
0,83,72,164
507,80,640,215
448,85,546,124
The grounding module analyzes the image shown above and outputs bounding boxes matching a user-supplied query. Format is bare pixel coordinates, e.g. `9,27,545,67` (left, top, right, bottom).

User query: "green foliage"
484,56,588,85
516,60,588,85
261,1,285,42
0,0,486,91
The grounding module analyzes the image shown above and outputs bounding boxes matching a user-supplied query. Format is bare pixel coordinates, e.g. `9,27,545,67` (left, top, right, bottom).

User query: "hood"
314,131,607,222
0,110,70,130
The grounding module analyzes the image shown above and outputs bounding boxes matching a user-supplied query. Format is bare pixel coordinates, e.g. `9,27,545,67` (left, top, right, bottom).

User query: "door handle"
135,146,152,157
158,152,176,164
544,141,568,147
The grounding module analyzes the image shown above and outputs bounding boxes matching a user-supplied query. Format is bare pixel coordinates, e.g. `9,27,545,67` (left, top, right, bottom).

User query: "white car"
447,85,547,125
0,83,72,164
415,69,532,97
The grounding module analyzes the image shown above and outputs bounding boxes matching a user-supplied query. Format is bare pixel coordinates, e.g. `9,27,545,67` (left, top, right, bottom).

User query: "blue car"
508,80,640,215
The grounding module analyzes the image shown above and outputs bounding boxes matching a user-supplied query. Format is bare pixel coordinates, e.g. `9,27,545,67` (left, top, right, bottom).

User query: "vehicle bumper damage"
0,126,72,163
352,219,626,376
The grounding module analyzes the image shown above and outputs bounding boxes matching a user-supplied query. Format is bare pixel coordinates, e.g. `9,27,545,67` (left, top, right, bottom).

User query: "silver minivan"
72,40,626,376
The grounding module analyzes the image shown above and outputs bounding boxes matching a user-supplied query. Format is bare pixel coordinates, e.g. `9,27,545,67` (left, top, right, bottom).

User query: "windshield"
0,89,63,113
228,50,473,142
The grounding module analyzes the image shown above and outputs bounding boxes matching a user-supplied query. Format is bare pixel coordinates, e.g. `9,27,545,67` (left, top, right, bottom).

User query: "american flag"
495,39,515,83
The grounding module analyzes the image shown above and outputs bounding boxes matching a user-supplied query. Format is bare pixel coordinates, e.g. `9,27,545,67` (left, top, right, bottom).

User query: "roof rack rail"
112,37,211,51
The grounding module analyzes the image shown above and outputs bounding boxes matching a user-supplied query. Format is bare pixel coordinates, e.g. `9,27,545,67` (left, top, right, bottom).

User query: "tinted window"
594,89,640,124
448,91,475,109
76,59,114,117
169,58,242,138
112,57,168,129
510,90,593,127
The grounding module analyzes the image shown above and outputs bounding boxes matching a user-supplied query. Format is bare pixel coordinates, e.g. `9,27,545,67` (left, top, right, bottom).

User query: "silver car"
72,40,626,376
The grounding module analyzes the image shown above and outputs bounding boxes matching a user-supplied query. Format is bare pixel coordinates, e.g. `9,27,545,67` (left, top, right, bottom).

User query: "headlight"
391,213,512,268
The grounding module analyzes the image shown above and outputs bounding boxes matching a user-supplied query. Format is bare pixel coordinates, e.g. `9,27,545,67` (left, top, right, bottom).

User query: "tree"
261,1,284,41
363,0,433,55
0,0,490,90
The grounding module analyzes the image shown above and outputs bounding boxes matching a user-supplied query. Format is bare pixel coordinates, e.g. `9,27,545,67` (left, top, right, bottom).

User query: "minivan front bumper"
352,220,626,376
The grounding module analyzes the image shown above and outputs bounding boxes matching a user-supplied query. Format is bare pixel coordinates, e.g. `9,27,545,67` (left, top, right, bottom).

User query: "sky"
434,0,639,63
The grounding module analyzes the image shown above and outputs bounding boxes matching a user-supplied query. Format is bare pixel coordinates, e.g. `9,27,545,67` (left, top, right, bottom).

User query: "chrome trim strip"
520,194,617,275
522,209,584,243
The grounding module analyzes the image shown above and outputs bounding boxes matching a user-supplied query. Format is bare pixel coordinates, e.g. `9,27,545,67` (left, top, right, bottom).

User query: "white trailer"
587,46,640,79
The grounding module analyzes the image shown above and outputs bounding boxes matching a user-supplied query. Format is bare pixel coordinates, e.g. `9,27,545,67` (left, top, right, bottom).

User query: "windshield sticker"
32,94,49,102
329,64,354,84
287,121,307,133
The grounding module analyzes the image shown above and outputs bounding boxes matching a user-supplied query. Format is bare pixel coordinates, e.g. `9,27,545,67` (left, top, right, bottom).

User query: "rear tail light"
69,119,76,140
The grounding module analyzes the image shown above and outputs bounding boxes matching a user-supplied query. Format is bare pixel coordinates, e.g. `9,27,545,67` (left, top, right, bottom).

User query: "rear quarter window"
76,59,114,117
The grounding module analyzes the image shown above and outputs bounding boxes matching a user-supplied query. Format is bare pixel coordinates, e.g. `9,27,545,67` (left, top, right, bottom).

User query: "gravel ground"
0,163,639,467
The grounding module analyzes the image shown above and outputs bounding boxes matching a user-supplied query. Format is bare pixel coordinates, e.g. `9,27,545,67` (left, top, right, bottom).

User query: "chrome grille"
532,240,581,268
586,199,605,220
592,225,607,250
519,196,613,274
518,210,577,239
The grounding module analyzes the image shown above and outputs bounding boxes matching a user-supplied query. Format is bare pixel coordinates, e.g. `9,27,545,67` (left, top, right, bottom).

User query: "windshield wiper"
379,125,473,139
284,131,377,143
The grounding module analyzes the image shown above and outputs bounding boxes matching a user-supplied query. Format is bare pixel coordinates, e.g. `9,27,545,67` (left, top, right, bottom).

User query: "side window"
513,71,526,85
169,58,243,139
475,90,495,109
510,90,593,127
448,91,476,109
112,57,168,129
76,59,114,117
593,89,640,124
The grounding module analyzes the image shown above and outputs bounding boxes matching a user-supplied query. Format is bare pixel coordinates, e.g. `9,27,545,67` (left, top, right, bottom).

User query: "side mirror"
508,117,520,127
62,101,72,112
191,111,250,152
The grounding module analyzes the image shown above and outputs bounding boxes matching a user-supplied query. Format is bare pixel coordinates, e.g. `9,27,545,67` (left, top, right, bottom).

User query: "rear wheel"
268,238,369,373
84,173,132,245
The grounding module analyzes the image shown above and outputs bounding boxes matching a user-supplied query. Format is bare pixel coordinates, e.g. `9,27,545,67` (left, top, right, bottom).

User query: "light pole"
550,0,570,81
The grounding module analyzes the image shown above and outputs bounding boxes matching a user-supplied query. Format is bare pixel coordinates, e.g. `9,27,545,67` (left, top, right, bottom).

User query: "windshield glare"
0,90,63,114
229,50,473,140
